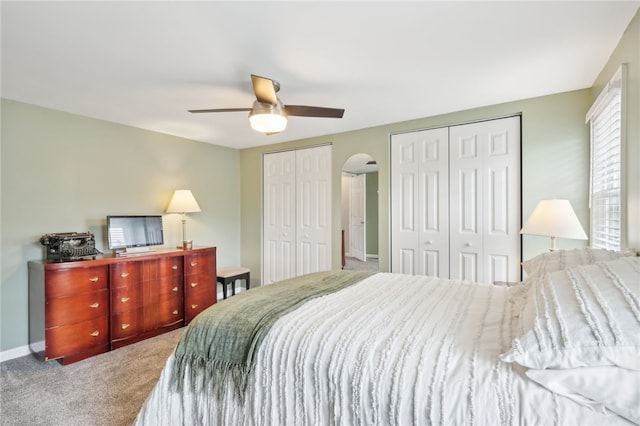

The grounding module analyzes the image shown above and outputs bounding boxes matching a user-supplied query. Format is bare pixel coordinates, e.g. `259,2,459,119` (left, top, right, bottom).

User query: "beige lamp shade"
166,189,201,214
521,199,588,251
166,189,201,245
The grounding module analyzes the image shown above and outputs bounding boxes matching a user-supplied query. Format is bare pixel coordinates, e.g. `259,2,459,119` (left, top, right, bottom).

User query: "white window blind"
586,65,625,251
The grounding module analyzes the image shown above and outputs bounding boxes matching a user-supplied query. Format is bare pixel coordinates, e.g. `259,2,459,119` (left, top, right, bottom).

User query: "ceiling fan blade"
251,74,278,105
188,108,252,113
284,105,345,118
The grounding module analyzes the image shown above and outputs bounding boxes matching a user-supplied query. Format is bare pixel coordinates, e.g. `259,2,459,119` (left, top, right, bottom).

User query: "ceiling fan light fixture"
249,100,288,133
189,75,344,133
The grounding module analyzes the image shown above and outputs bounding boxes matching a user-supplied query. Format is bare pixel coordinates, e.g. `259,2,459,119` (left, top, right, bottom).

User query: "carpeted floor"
0,328,184,426
344,256,379,272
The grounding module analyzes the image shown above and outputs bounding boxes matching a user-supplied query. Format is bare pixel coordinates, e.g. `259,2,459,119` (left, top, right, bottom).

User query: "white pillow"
522,247,635,278
526,367,640,424
501,257,640,370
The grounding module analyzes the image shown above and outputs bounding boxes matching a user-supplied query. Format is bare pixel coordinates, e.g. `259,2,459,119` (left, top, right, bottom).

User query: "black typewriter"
39,232,102,262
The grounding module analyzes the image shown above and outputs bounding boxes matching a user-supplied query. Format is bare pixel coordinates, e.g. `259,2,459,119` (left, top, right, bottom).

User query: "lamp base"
176,217,193,250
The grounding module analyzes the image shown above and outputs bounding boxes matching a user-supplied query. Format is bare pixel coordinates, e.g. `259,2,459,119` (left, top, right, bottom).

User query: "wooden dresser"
28,246,216,364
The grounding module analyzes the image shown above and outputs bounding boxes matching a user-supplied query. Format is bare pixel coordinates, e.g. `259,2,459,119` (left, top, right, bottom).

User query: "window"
586,65,626,250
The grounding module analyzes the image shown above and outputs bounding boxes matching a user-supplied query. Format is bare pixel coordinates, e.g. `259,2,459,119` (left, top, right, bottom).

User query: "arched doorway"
341,153,379,271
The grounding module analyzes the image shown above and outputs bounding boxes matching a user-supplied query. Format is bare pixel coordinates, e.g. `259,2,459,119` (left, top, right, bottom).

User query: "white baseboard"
0,341,43,363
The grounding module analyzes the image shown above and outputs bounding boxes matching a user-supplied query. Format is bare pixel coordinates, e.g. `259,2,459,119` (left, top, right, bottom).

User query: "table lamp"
166,189,201,249
521,199,588,251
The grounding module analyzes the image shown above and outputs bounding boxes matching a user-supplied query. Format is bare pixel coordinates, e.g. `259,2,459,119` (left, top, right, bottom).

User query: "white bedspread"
136,272,634,425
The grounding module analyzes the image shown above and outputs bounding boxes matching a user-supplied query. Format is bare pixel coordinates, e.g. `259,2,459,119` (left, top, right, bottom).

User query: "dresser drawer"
46,289,109,328
157,276,182,298
184,253,215,276
157,257,183,278
185,281,215,323
45,316,109,360
45,266,108,298
185,299,214,324
184,277,213,296
111,308,144,341
110,262,142,288
110,285,143,314
156,293,184,327
142,295,183,331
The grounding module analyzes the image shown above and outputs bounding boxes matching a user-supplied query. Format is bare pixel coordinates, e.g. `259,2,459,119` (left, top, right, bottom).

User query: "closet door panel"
450,130,483,282
422,249,441,277
489,254,510,283
296,145,332,276
450,117,521,283
391,132,420,274
483,117,521,283
419,129,450,276
263,150,297,284
391,128,449,276
488,166,509,235
458,252,479,282
400,248,417,275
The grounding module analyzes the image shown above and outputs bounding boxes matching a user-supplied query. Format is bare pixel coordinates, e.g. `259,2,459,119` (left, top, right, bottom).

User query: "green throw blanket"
170,269,375,399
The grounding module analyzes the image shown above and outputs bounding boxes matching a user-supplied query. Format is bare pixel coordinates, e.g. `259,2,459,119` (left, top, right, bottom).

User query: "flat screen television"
107,215,164,251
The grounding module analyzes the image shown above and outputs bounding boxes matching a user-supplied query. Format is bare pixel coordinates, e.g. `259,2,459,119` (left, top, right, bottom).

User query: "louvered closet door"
391,128,450,276
449,117,521,283
263,150,297,284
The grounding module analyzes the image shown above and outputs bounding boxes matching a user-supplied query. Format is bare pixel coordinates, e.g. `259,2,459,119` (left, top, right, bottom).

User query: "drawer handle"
191,304,198,309
172,286,179,292
90,330,100,337
89,276,99,283
121,323,130,330
120,272,130,278
172,309,179,315
191,282,198,288
172,265,178,270
89,302,100,308
190,261,197,267
120,297,130,303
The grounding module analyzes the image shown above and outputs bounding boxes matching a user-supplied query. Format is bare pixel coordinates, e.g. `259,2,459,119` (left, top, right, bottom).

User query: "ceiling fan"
188,74,345,134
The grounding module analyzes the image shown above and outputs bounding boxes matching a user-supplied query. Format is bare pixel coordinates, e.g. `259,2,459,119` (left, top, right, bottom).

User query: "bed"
135,248,639,425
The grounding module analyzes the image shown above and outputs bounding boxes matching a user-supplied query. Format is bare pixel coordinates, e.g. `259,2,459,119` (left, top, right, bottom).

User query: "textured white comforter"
136,272,634,425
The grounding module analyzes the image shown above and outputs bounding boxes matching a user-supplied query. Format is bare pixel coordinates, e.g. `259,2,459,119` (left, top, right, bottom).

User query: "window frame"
586,64,627,251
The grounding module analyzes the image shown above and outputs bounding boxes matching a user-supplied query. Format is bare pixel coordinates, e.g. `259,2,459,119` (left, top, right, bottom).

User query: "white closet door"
263,150,297,284
350,173,366,262
449,117,520,283
391,128,449,276
482,117,521,282
295,145,332,276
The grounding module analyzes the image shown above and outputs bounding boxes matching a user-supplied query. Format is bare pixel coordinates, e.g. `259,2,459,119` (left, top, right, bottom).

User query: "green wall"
240,89,593,283
0,99,241,353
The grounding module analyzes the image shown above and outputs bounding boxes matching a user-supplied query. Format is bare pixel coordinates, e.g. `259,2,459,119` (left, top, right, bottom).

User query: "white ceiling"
2,1,638,150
